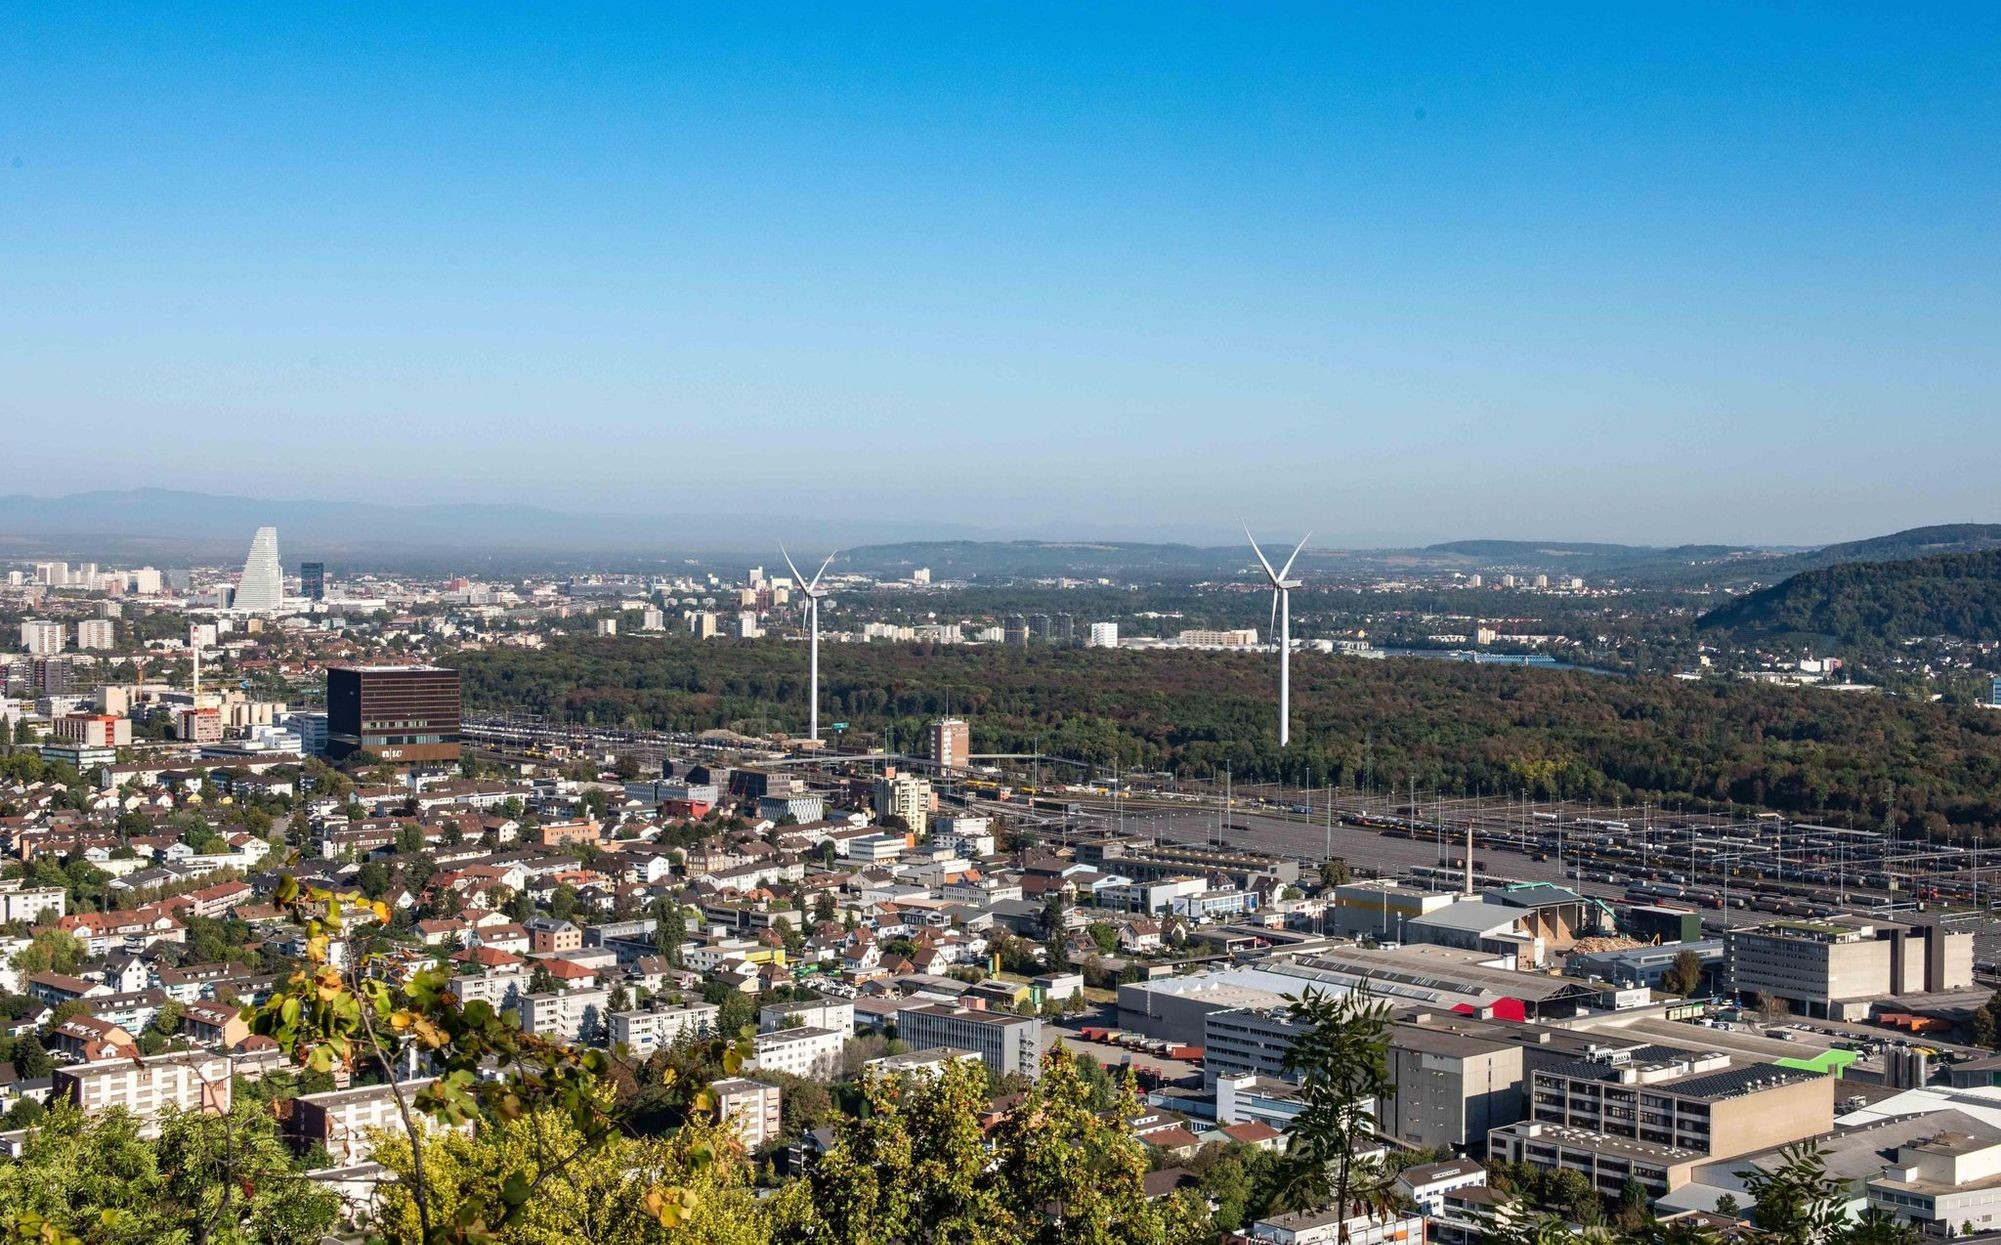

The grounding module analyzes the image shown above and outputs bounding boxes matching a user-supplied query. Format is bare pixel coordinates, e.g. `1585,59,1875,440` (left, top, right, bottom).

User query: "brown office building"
325,664,462,763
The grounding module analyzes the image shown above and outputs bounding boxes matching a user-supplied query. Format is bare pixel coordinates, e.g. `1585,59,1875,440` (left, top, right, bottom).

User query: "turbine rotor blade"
1278,532,1312,582
1270,589,1280,636
779,544,807,588
812,552,837,592
1243,522,1280,584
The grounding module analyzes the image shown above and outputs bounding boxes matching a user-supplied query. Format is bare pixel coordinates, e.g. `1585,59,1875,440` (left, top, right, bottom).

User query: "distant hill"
1661,524,2001,591
0,488,991,560
1697,547,2001,646
1421,539,1761,579
838,540,1257,579
1800,524,2001,566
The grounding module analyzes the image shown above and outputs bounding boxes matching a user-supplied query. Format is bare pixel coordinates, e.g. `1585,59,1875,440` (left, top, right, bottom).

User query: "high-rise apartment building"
325,664,463,764
711,1078,783,1150
176,707,223,743
1004,615,1028,645
20,620,64,655
299,561,326,601
232,526,284,612
875,770,934,836
931,718,970,772
1086,622,1120,648
75,619,115,650
27,657,76,696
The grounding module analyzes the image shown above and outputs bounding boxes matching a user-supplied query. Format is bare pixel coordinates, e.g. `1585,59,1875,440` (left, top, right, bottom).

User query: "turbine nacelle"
779,545,838,600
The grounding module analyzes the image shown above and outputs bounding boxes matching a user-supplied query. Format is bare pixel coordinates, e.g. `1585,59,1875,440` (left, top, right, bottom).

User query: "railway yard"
466,713,2001,970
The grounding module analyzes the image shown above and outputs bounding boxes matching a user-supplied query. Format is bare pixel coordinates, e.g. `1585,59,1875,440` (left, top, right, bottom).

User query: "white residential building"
607,1002,718,1058
711,1077,782,1150
0,884,66,925
873,772,932,837
519,987,610,1045
748,1026,845,1082
20,621,64,656
758,997,854,1038
53,1052,233,1136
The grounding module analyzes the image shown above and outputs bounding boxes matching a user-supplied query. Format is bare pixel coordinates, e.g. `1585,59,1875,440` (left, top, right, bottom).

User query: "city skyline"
3,6,1996,544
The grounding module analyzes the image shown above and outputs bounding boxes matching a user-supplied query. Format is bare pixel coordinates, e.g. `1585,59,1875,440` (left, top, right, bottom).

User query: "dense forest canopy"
1699,549,2001,648
452,636,2001,836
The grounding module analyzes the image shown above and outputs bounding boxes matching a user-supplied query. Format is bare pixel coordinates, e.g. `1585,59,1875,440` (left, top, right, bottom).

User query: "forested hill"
1697,548,2001,646
452,634,2001,834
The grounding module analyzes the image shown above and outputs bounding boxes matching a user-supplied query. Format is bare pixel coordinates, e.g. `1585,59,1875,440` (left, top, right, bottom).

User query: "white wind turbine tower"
780,545,838,742
1245,525,1310,748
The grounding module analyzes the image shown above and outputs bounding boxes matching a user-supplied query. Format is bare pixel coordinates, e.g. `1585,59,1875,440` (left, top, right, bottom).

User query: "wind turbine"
780,545,837,742
1245,525,1310,748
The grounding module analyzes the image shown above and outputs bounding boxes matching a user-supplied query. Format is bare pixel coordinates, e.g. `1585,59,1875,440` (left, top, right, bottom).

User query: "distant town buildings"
1177,628,1259,647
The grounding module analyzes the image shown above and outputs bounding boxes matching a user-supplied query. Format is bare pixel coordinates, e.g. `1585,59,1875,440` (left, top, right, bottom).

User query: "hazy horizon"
4,6,1996,545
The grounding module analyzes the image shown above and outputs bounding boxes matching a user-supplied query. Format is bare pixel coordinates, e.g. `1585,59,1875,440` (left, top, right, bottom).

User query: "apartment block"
607,1002,718,1058
930,718,969,771
711,1077,783,1150
748,1026,845,1082
759,996,854,1037
19,621,64,656
519,987,610,1045
286,1079,438,1165
874,771,933,837
54,1051,234,1135
0,884,66,925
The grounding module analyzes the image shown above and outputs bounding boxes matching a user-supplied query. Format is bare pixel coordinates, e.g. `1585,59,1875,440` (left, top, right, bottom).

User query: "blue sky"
3,4,1996,545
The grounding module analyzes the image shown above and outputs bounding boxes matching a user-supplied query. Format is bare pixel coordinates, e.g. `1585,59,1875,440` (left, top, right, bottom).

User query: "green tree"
9,928,85,977
1661,950,1707,998
650,898,686,967
155,1098,343,1244
1084,922,1120,956
1273,988,1395,1223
